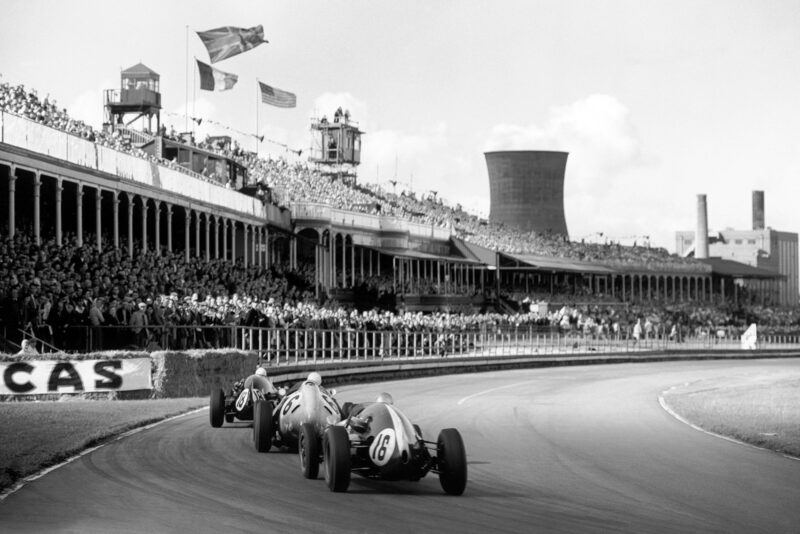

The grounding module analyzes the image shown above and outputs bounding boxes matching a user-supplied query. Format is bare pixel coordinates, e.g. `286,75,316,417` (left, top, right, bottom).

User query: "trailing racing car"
253,372,343,468
315,392,467,495
209,366,280,427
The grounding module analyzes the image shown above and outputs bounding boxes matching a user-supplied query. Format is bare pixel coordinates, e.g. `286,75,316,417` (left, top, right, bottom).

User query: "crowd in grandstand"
2,79,798,355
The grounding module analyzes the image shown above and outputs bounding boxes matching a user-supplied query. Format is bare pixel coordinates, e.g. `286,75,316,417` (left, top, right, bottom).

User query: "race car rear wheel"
299,422,320,479
323,426,351,492
253,400,274,453
437,428,467,495
210,388,225,428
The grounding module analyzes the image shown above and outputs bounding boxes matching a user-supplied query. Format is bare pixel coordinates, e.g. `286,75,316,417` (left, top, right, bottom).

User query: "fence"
10,324,800,363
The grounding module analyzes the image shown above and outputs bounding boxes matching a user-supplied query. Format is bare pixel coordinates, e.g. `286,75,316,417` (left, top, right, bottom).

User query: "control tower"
103,63,162,132
485,150,569,237
308,108,363,184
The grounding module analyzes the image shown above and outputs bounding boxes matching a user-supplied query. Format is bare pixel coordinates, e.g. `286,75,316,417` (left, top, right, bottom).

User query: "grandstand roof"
367,246,483,265
450,238,498,267
696,257,783,279
501,253,616,274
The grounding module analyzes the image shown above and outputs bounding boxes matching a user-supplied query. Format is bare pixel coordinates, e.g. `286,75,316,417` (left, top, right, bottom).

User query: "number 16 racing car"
209,367,280,427
254,372,343,469
317,392,467,495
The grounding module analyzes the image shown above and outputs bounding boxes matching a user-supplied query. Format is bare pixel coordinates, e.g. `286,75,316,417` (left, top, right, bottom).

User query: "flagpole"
255,79,259,155
185,25,189,133
192,56,196,138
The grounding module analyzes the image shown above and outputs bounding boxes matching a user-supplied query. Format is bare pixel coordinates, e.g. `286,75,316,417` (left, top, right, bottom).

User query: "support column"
166,203,173,253
141,199,148,253
154,201,161,255
205,214,210,262
195,210,201,258
95,188,102,251
33,172,41,246
76,183,84,247
243,225,249,267
213,216,219,259
184,209,191,263
230,220,236,261
127,193,134,258
222,218,228,261
351,242,356,287
265,226,270,266
341,235,346,288
8,168,16,239
112,191,119,250
55,178,63,247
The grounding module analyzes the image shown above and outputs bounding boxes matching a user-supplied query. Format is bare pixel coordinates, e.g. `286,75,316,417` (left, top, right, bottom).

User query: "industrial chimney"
696,194,709,259
752,190,765,230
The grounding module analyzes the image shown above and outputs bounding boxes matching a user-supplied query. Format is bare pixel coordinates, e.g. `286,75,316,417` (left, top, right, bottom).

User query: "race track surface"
2,359,799,533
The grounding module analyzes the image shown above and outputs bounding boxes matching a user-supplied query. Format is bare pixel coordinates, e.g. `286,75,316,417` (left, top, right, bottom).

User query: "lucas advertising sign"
1,358,152,395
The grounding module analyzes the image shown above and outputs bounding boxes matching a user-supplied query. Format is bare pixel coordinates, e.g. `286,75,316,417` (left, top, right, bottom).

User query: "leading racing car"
209,366,280,427
312,392,467,495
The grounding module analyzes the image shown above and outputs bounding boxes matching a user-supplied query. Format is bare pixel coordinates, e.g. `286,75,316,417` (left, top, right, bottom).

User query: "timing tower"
308,108,363,184
103,63,162,132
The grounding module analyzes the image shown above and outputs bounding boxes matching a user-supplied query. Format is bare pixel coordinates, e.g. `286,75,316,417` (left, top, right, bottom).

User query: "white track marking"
457,381,539,405
0,407,208,502
658,387,800,462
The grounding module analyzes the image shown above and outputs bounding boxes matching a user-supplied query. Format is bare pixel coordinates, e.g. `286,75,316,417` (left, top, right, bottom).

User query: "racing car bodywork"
209,374,279,427
254,379,342,467
320,400,467,495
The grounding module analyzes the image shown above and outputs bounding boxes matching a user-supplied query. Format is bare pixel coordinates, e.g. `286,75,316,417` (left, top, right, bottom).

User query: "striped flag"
196,25,268,64
196,60,238,91
259,81,296,108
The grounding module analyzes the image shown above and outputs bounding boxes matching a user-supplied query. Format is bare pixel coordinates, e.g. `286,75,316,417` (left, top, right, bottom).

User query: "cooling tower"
752,190,765,230
696,194,709,259
484,151,569,237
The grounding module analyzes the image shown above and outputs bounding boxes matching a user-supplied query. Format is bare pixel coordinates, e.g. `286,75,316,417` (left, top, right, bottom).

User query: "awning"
696,257,783,279
501,252,616,274
364,245,484,265
450,237,498,267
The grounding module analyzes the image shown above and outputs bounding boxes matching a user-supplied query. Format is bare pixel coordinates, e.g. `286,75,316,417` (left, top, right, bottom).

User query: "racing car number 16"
369,428,396,466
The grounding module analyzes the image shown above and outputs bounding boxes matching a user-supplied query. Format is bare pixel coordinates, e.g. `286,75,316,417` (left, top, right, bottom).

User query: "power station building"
676,191,798,306
484,150,569,237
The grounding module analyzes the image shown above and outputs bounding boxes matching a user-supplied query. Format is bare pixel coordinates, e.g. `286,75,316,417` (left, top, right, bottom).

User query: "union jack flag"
196,25,268,64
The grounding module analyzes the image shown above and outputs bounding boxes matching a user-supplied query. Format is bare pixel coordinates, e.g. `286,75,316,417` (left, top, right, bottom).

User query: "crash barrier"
3,347,799,401
23,324,800,361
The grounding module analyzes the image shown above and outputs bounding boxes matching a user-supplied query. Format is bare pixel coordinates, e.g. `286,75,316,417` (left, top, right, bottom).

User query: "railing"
18,324,800,361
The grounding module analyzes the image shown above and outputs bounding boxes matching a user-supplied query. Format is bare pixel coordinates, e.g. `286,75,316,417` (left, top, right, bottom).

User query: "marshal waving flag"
196,25,268,63
196,60,238,91
259,81,296,108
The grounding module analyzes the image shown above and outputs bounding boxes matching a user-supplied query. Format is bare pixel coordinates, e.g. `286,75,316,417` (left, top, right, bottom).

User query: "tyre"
210,388,225,428
299,422,320,479
437,428,467,495
253,400,274,453
323,426,351,492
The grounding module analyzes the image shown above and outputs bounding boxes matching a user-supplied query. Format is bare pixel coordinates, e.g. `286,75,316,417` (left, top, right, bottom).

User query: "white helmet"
376,392,394,405
255,367,267,377
307,372,322,386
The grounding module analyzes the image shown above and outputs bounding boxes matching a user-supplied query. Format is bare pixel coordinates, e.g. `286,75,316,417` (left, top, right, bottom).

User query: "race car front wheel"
437,428,467,495
253,400,274,453
323,426,351,492
210,388,225,428
299,422,320,479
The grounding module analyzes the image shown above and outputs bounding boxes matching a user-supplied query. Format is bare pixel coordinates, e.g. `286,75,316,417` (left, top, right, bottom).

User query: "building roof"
696,257,783,279
501,253,616,274
122,63,159,78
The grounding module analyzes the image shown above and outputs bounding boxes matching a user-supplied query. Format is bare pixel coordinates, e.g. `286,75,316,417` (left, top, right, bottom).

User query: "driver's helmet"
255,367,267,377
307,372,322,386
375,392,394,405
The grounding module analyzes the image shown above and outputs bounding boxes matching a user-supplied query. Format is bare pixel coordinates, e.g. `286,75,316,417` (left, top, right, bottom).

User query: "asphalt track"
2,359,799,534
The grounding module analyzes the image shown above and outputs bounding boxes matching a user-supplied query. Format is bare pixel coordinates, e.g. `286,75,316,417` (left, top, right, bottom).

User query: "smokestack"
696,194,709,259
752,190,765,230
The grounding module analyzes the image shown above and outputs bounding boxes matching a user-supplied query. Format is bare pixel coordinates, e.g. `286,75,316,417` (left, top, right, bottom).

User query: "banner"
1,358,152,395
740,323,758,350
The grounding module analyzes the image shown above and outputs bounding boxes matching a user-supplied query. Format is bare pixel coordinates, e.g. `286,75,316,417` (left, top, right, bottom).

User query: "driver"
241,366,279,398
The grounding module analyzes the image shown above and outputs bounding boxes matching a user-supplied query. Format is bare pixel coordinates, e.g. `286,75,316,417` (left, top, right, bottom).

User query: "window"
735,239,743,244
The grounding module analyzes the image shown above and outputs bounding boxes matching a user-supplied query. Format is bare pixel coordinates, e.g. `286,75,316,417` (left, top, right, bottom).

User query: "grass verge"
662,372,800,458
0,398,206,491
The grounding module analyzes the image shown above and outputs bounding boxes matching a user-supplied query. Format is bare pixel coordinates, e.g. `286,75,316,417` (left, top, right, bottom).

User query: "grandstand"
1,72,797,354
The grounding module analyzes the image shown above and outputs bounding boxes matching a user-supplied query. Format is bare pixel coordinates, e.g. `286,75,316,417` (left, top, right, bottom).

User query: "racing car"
253,372,343,467
209,366,280,427
315,392,467,495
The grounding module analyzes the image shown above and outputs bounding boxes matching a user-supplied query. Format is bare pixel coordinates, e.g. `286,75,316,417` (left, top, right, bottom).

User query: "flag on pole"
196,60,238,91
196,25,268,63
258,81,296,108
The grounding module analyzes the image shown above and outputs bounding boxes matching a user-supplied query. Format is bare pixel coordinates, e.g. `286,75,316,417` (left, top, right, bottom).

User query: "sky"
1,0,799,253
